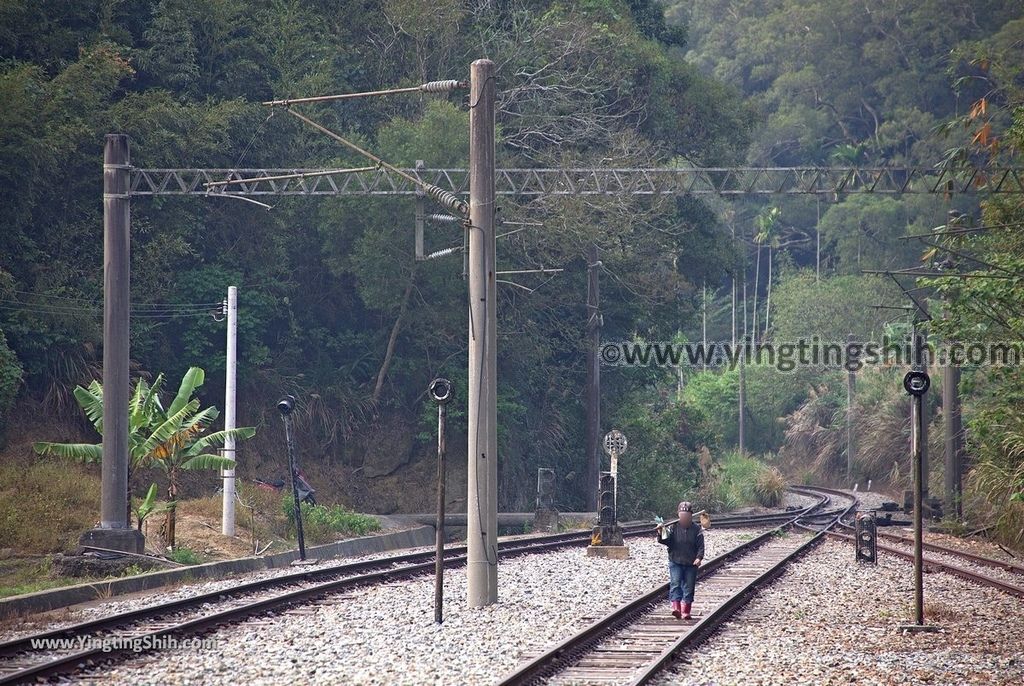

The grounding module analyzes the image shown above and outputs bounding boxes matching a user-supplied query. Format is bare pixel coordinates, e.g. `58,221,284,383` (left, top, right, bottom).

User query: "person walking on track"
656,501,705,619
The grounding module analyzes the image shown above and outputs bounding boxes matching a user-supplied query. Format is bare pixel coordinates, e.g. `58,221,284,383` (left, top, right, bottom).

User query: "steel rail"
0,509,813,661
837,523,1024,576
0,528,642,658
0,494,838,685
0,529,656,684
626,490,857,686
0,511,791,685
821,528,1024,599
497,487,848,686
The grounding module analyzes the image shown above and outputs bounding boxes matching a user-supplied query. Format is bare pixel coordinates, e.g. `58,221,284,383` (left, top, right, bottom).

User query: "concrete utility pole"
738,281,747,456
585,243,601,511
846,332,856,478
466,58,498,607
702,281,708,369
222,285,238,536
943,210,965,519
82,134,144,553
943,358,963,518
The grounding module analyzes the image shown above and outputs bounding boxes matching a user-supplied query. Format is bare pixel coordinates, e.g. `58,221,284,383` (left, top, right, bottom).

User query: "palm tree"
35,367,254,548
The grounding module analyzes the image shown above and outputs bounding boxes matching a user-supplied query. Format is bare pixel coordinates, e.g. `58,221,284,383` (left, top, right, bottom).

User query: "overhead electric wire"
280,107,469,216
0,297,223,319
262,80,466,107
5,290,221,309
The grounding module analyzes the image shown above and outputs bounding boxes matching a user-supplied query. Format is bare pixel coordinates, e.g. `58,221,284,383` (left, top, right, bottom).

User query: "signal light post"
278,395,312,565
428,378,453,623
587,430,629,559
901,331,938,632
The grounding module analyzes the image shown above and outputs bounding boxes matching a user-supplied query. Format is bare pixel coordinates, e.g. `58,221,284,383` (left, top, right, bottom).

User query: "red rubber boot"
682,602,692,620
671,601,681,619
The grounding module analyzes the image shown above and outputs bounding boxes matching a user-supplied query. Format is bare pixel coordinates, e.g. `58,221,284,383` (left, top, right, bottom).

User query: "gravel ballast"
0,545,446,643
82,529,762,685
655,539,1024,686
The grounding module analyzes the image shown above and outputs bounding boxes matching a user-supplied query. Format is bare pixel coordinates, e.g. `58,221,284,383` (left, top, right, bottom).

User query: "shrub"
698,451,787,511
753,466,786,507
282,496,381,544
168,547,202,565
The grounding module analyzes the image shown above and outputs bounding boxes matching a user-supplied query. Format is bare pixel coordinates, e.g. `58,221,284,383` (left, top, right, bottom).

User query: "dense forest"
0,1,1022,545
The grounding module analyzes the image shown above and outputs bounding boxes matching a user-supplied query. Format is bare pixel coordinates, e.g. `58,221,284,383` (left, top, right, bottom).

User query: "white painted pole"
222,285,238,536
610,450,618,518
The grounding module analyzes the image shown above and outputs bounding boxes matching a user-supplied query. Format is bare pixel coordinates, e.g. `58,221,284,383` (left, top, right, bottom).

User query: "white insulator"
424,184,469,216
424,246,462,260
426,213,462,223
420,80,465,93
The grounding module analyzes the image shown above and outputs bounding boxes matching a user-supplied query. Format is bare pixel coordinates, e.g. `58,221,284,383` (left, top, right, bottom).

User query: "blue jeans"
669,561,698,603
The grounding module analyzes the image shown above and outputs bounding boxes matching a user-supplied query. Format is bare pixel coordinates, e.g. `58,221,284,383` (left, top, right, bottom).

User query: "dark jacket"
658,522,705,565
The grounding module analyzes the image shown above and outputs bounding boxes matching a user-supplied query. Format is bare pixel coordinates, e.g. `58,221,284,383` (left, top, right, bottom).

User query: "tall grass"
697,451,788,511
779,367,944,485
0,459,100,554
966,429,1024,547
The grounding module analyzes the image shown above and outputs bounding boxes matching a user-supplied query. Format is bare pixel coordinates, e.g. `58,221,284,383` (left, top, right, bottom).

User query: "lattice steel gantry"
129,166,1024,197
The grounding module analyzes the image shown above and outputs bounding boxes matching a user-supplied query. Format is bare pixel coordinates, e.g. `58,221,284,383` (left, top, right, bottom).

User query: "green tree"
0,329,23,444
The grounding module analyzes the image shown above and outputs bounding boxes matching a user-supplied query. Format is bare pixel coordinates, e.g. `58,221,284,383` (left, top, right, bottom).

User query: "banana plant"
133,482,169,532
35,374,169,524
35,367,255,548
138,367,254,548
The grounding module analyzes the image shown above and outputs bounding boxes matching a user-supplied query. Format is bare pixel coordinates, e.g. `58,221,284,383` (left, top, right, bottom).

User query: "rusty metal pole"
466,58,498,607
435,399,447,623
282,409,305,565
943,358,963,518
912,389,925,625
942,212,964,519
920,330,930,507
847,333,856,478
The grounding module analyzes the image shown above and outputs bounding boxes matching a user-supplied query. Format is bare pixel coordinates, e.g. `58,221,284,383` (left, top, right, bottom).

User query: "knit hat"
677,501,693,513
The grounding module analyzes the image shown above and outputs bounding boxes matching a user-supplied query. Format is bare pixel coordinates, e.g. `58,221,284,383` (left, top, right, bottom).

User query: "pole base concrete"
898,623,941,633
79,528,145,554
586,545,630,559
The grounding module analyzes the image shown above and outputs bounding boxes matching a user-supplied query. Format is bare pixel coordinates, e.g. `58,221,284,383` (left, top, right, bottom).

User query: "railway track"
0,507,809,685
0,529,636,684
869,527,1024,576
497,487,856,686
823,524,1024,599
